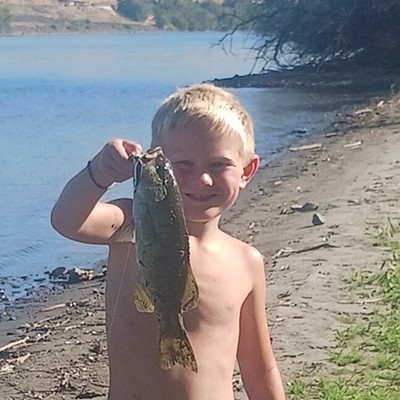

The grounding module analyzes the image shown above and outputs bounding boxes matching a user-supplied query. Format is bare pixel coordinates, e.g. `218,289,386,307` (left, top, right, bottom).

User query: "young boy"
51,83,286,400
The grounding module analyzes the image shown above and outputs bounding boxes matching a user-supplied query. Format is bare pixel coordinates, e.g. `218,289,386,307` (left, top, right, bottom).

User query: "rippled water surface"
0,31,371,295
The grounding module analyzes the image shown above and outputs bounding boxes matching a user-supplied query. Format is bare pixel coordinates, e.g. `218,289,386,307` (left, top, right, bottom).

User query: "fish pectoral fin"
181,265,199,313
133,284,155,313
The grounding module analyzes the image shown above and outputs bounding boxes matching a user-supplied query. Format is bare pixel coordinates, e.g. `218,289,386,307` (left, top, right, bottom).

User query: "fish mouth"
133,147,166,188
132,146,163,163
144,146,163,160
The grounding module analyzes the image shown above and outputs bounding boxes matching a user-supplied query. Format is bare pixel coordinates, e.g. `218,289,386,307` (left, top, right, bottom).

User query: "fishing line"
108,243,132,339
108,153,141,338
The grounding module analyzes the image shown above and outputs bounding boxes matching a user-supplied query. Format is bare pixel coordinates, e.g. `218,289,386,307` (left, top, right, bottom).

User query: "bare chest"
186,253,252,328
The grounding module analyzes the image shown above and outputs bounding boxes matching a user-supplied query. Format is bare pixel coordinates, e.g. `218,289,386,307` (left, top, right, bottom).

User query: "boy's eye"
173,161,193,168
211,161,231,169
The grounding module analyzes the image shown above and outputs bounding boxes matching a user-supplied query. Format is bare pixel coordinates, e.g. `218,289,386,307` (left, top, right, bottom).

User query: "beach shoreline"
1,81,400,398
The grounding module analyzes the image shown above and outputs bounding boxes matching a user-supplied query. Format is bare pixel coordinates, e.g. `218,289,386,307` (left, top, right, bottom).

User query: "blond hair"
151,83,255,163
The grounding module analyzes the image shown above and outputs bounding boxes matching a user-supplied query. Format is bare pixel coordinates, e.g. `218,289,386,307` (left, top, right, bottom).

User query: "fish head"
133,146,176,201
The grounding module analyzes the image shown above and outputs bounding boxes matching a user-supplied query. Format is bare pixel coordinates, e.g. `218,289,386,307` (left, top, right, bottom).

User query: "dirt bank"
211,62,400,92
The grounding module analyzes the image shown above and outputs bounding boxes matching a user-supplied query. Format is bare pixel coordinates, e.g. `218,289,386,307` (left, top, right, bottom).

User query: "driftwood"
0,337,29,353
14,352,31,365
40,303,68,313
0,341,31,375
41,298,91,313
344,140,363,148
0,327,53,355
272,242,339,259
354,108,373,115
289,143,322,152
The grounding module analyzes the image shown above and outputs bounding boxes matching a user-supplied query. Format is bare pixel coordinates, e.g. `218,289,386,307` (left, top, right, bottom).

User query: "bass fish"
132,146,199,373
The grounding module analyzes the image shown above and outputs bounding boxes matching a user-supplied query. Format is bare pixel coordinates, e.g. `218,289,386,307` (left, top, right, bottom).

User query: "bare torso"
105,234,253,400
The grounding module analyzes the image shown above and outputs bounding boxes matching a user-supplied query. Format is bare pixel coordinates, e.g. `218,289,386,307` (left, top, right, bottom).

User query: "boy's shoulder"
219,232,266,287
221,230,264,265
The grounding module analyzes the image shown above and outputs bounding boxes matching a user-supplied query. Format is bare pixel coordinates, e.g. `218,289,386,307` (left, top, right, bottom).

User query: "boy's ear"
239,154,260,189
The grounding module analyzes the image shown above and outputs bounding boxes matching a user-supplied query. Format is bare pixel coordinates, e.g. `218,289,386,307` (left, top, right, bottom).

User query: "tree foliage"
117,1,400,69
0,6,11,34
116,0,256,31
118,0,153,21
236,0,400,70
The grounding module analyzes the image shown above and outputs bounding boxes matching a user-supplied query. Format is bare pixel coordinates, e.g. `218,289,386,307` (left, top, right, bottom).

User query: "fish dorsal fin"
181,264,199,312
134,283,155,313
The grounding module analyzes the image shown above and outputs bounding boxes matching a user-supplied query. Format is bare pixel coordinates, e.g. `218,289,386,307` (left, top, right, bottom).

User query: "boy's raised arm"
237,250,286,400
51,139,142,245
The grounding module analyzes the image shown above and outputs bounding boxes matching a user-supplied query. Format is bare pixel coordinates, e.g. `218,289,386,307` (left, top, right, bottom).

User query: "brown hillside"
0,0,152,35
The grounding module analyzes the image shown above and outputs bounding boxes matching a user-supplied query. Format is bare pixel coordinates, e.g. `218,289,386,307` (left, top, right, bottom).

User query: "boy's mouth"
185,193,217,202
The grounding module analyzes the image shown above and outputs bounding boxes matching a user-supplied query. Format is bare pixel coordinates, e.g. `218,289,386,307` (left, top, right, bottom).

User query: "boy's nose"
199,172,213,186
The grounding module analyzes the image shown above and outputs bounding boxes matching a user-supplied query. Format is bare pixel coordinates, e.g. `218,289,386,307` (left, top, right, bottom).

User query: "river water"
0,31,372,299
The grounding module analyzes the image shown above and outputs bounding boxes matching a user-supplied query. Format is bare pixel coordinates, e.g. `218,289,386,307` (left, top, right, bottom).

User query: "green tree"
239,0,400,69
217,0,258,31
117,0,152,21
117,0,257,31
0,6,11,34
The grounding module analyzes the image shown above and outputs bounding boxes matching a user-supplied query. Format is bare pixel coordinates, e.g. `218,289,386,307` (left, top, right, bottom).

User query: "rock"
312,213,326,225
49,267,68,280
291,202,319,212
68,268,94,284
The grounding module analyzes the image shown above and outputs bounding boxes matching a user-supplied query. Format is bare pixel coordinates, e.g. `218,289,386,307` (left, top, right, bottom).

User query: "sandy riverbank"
1,88,400,399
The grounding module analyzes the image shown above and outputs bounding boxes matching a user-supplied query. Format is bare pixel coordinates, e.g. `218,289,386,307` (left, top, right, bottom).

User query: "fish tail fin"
159,336,198,373
159,314,198,373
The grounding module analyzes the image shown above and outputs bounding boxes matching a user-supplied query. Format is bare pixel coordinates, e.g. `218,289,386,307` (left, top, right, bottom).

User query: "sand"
1,86,400,399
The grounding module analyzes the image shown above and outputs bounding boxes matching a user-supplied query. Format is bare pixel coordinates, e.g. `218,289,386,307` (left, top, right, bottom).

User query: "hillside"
0,0,153,35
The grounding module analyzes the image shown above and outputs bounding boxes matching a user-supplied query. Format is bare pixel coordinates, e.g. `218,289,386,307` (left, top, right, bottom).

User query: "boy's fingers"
122,140,143,158
94,139,142,183
110,140,143,182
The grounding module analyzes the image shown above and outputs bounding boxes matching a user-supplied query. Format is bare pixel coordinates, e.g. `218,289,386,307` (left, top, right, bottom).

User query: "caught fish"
132,146,199,373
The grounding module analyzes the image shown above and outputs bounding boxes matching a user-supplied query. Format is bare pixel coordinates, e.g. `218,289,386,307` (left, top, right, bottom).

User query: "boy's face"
159,121,258,225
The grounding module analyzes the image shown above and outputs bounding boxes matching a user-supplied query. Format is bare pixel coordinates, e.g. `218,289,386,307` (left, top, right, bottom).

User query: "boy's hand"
90,139,143,187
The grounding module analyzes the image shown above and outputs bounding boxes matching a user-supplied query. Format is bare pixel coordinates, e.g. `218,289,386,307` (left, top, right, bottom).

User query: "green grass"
288,218,400,400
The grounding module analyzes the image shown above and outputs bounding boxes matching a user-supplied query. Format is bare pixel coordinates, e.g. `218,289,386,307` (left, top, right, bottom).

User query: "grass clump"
288,219,400,400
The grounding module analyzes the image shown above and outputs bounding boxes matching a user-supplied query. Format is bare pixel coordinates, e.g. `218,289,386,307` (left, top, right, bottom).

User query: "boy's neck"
186,217,221,241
